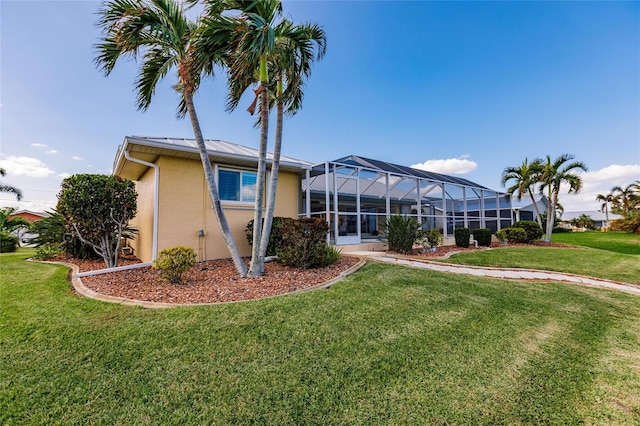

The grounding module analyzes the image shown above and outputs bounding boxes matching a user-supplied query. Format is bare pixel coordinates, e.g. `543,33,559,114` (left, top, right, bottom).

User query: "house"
7,209,49,223
561,210,623,230
509,193,548,223
113,136,513,262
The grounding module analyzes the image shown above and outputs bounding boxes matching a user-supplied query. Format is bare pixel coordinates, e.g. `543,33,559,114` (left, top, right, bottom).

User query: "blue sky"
1,0,639,214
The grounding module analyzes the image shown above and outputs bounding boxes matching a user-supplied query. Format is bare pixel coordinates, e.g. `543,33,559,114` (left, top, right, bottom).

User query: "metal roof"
114,136,313,180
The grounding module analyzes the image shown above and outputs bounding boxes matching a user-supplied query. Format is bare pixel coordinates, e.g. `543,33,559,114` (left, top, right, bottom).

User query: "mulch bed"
55,241,574,305
62,255,361,304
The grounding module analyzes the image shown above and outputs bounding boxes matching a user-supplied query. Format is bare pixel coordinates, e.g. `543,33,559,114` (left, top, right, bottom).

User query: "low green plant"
379,215,422,253
454,227,471,248
472,228,492,247
153,246,197,283
512,220,543,243
495,227,527,243
0,232,19,253
279,218,331,268
318,244,342,267
553,226,572,233
421,228,442,251
34,243,62,260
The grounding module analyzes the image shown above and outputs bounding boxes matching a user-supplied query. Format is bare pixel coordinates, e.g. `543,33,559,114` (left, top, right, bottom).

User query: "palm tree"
95,0,248,276
216,0,326,276
595,192,615,231
0,168,22,201
501,158,543,227
537,154,588,242
611,182,638,216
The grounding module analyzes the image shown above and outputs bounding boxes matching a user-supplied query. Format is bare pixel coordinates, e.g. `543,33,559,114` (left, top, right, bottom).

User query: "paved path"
345,251,640,296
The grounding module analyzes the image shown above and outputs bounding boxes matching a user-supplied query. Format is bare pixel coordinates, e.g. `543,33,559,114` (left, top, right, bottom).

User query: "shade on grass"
2,250,639,424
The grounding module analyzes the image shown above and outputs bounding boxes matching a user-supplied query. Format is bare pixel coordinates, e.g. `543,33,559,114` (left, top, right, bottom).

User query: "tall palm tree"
0,168,22,201
501,158,543,227
596,192,615,231
216,0,325,276
611,182,638,216
95,0,248,276
537,154,588,242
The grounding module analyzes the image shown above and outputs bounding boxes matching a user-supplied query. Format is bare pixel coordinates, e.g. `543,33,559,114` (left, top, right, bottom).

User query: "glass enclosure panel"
467,220,481,231
485,220,498,233
499,194,512,209
337,214,358,237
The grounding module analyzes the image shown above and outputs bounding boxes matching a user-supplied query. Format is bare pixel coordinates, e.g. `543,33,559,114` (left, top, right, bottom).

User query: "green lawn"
441,231,640,285
2,249,640,424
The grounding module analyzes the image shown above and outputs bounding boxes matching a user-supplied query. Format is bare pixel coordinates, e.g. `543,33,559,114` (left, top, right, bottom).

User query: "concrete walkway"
345,251,640,296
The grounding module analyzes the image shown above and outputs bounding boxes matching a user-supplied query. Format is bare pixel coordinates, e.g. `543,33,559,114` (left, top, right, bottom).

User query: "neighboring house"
561,211,623,230
8,209,49,223
113,136,513,262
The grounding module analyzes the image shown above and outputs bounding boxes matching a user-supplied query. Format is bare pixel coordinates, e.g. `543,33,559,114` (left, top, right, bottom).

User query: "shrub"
34,243,62,260
0,232,19,253
512,220,543,243
279,218,332,268
472,228,492,247
454,227,471,248
245,216,294,257
495,227,527,243
379,215,422,254
318,244,342,267
420,228,442,251
153,246,197,283
552,226,572,233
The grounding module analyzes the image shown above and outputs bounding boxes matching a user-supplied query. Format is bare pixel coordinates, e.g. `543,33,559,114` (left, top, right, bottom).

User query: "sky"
1,0,639,216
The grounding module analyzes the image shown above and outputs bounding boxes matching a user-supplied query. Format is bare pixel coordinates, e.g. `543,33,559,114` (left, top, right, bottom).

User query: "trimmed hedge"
495,227,528,243
454,227,471,248
472,228,492,247
279,218,337,268
512,220,543,243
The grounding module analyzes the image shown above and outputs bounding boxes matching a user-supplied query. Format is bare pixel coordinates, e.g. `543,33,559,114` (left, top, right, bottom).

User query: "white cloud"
46,149,58,154
72,156,84,161
58,172,71,179
0,155,55,178
31,143,46,148
558,164,640,212
411,155,478,175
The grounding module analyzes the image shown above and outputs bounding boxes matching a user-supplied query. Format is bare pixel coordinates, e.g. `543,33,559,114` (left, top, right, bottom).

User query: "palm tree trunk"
527,189,543,228
544,188,554,242
184,91,247,277
257,90,284,273
248,60,270,277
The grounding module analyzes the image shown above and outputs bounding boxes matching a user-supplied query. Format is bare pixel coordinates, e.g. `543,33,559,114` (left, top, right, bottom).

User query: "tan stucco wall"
129,167,155,262
132,155,301,262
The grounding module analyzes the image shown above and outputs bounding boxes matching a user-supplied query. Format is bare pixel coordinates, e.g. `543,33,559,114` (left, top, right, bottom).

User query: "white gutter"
124,150,159,261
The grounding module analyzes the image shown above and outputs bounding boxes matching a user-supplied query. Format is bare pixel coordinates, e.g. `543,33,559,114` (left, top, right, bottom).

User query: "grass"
441,231,640,285
2,248,640,424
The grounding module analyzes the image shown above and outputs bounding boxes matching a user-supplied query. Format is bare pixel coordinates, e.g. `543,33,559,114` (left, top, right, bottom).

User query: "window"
218,169,257,203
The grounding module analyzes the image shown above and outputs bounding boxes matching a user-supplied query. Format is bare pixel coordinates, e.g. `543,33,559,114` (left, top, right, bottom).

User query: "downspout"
124,151,159,261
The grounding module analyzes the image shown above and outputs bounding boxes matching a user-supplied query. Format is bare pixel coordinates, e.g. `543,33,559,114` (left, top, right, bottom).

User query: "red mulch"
60,255,361,304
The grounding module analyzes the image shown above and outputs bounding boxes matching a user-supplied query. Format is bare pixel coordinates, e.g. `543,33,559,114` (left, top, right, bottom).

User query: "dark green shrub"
454,227,471,248
279,218,332,268
552,226,572,233
318,244,342,267
496,227,527,243
472,228,492,247
31,210,101,259
153,246,197,283
0,232,19,253
379,215,422,253
512,220,543,243
245,216,294,257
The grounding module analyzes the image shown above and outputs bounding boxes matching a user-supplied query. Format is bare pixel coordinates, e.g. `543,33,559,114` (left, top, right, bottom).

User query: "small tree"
571,214,594,230
57,174,137,268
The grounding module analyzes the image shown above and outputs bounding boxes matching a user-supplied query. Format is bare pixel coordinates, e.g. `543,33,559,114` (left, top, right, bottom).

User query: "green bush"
245,216,294,257
512,220,543,243
495,227,527,243
0,232,19,253
379,215,422,254
420,228,442,250
454,227,471,248
153,246,197,284
552,226,572,233
279,218,332,269
34,243,63,260
318,244,342,267
472,228,492,247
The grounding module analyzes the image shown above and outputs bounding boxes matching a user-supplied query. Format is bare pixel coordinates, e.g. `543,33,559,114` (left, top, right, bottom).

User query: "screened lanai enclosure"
299,155,513,246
